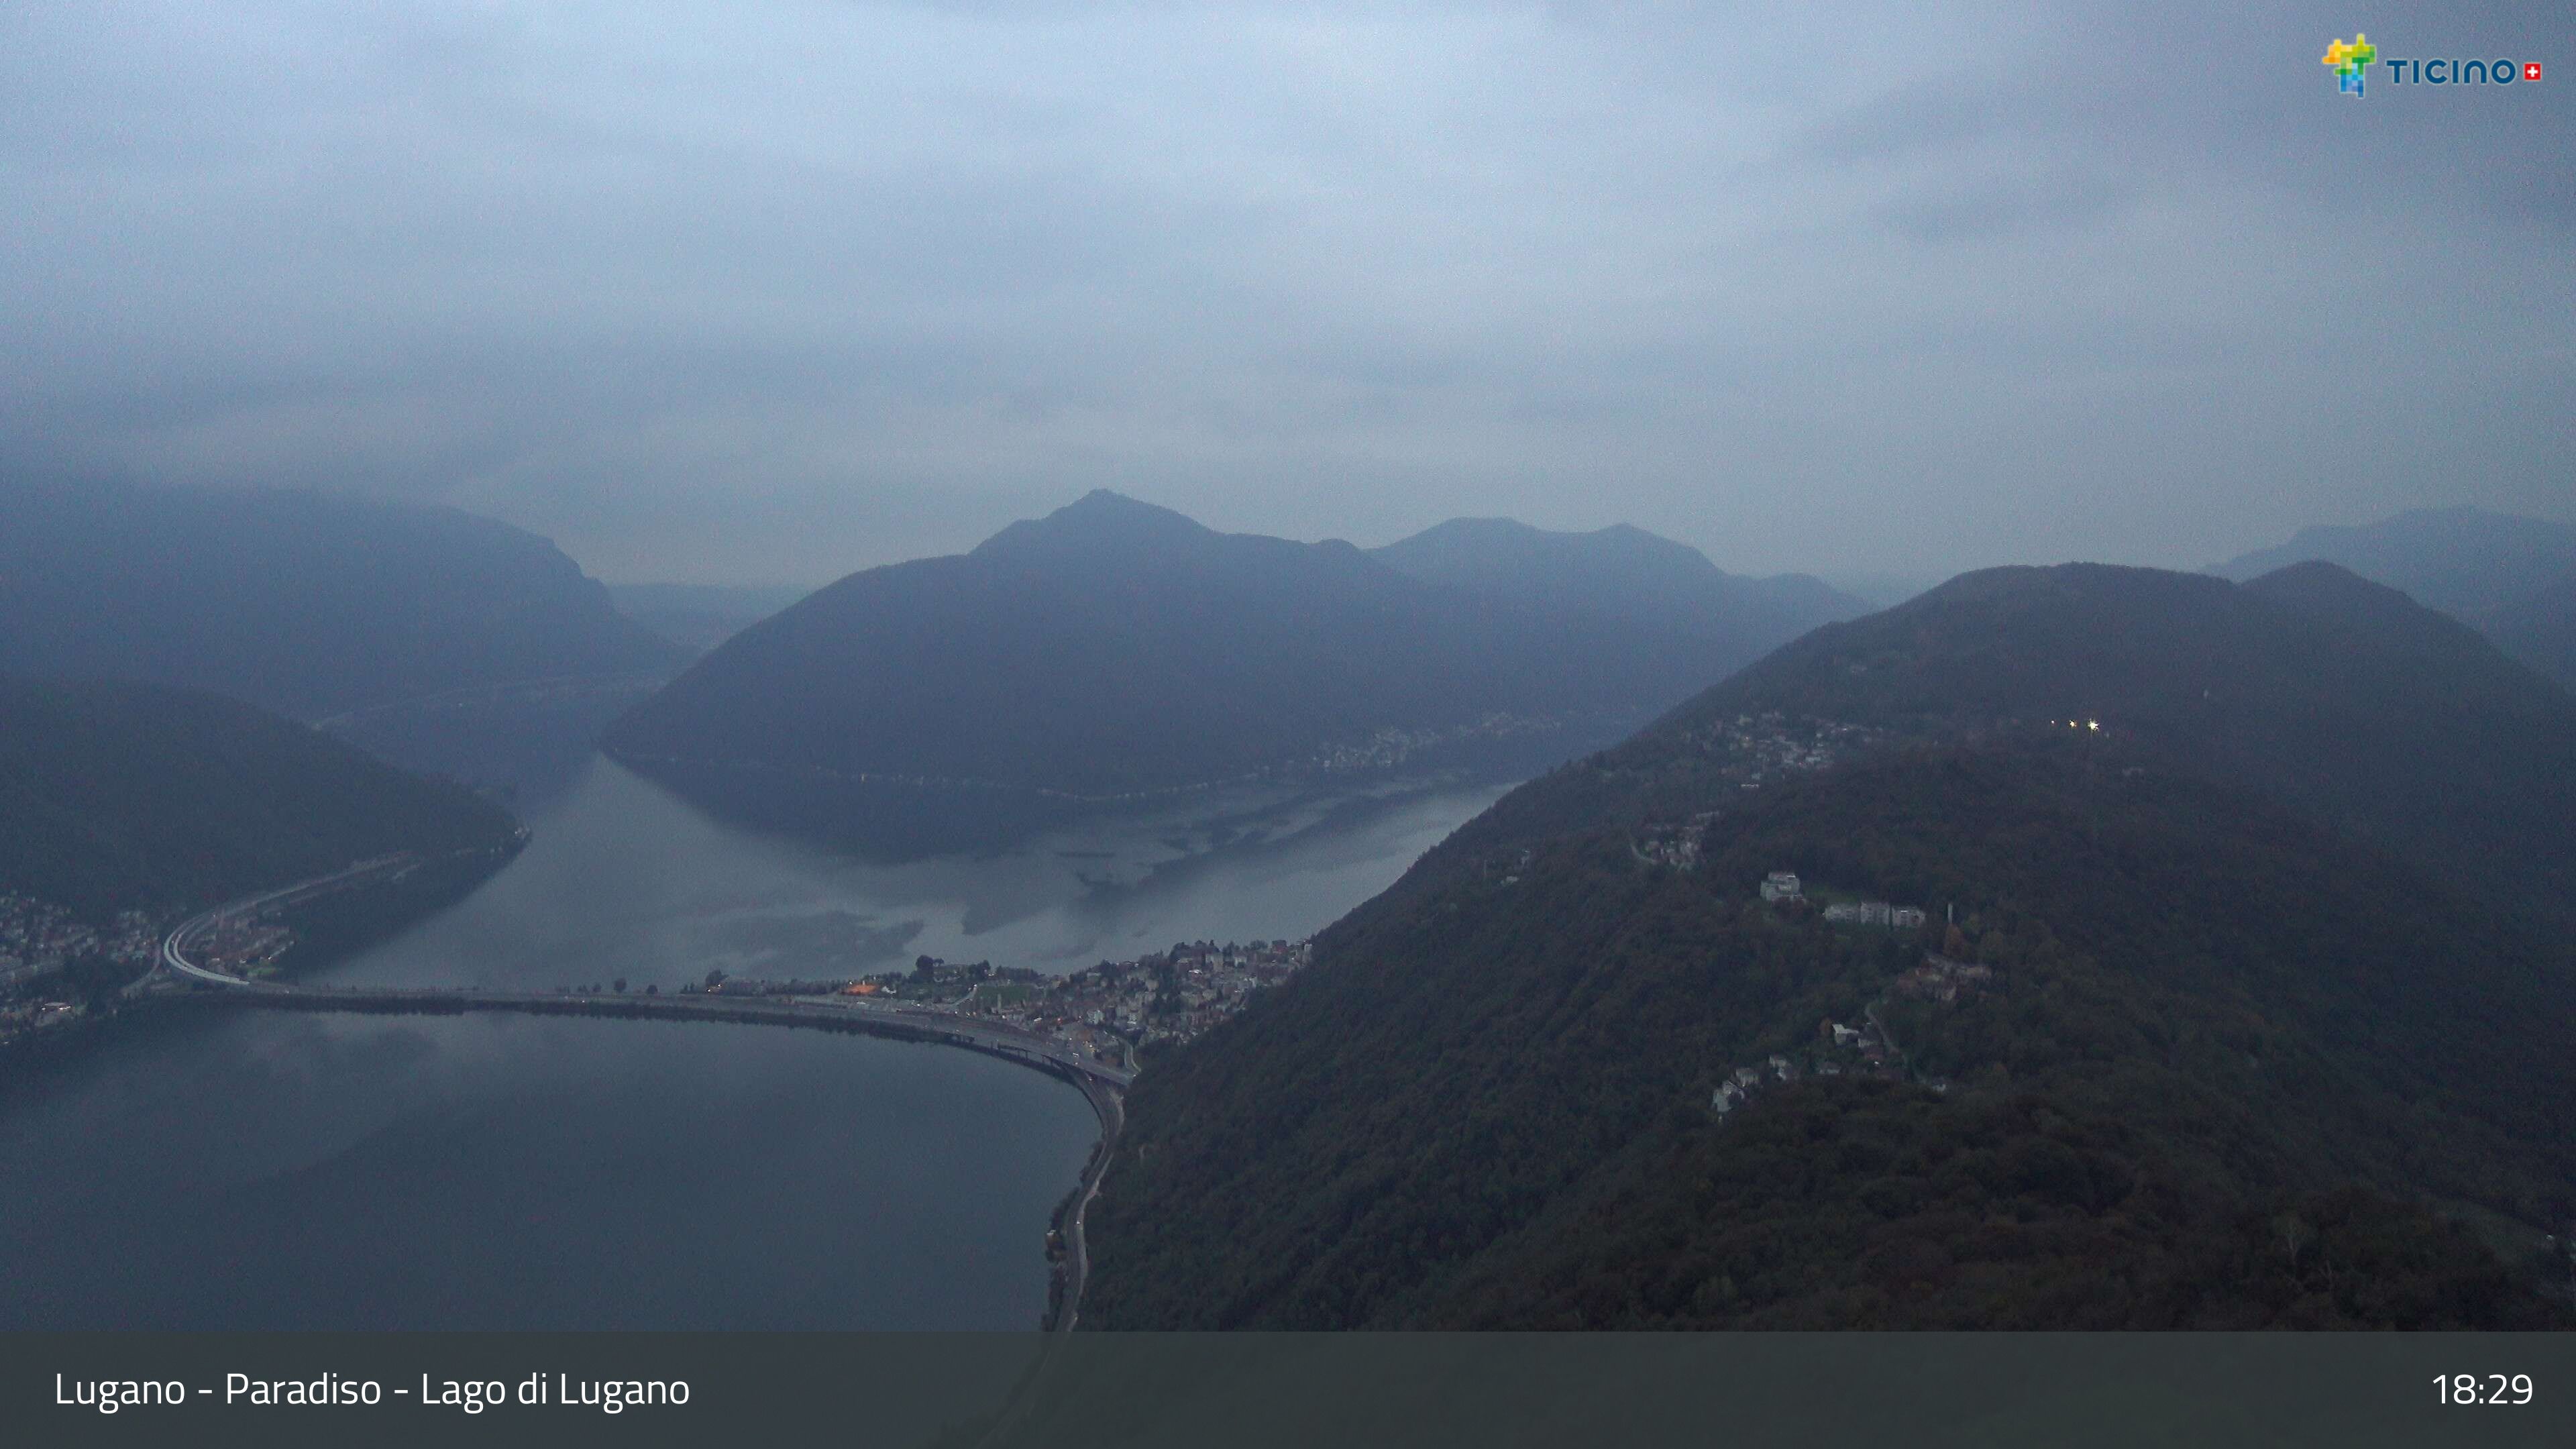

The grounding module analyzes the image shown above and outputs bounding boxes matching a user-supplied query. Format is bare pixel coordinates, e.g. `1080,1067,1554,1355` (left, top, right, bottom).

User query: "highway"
154,855,423,989
153,855,1134,1090
1054,1075,1123,1332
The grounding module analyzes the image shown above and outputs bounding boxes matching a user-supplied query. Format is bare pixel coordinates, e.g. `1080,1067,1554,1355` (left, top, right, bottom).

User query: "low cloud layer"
4,1,2567,585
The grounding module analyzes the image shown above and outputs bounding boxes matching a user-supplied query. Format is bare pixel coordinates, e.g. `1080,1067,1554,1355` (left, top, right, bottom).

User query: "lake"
0,757,1504,1329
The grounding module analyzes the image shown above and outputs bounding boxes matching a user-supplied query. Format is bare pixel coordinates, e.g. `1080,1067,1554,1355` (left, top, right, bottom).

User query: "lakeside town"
7,712,1925,1055
672,937,1317,1073
0,892,167,1045
2,869,1318,1069
1304,711,1563,775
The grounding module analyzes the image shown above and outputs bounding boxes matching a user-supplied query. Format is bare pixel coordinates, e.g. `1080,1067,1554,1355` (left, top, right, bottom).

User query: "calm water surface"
0,756,1501,1328
325,758,1506,991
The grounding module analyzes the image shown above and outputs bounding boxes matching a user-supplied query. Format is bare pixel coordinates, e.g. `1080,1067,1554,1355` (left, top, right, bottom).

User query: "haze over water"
327,757,1507,991
0,755,1499,1329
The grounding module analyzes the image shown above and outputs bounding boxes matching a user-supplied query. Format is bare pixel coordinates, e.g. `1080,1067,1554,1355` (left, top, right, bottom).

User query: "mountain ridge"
0,480,686,722
1449,559,2576,921
603,492,1866,803
2211,506,2576,690
0,676,521,920
1371,515,1864,638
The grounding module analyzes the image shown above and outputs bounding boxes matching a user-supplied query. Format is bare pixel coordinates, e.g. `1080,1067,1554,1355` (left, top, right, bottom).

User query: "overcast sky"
4,1,2568,588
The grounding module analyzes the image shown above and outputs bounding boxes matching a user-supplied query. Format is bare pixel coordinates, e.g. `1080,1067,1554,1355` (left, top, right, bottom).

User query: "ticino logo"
2323,34,2540,96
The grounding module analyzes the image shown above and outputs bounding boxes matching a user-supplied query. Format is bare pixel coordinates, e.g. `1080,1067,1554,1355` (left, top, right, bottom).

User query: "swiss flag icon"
2524,62,2542,81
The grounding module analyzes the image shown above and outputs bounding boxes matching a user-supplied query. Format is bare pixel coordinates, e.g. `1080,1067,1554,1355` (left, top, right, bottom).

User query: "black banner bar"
8,1332,2574,1448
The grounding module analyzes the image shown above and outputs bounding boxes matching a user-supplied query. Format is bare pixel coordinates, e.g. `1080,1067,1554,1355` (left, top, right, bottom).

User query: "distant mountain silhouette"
607,583,811,657
2212,506,2576,689
1370,516,1866,642
0,480,686,721
1084,559,2576,1330
0,677,519,919
604,492,1862,800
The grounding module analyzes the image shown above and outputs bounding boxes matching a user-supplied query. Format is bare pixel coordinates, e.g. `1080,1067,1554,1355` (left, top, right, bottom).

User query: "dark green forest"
1087,745,2575,1328
0,676,521,918
1083,563,2576,1330
1446,561,2576,922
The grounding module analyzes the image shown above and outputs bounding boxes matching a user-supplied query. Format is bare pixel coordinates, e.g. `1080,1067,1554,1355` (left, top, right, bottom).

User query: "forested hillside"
0,678,520,918
607,492,1860,799
1447,562,2576,920
2212,506,2576,690
0,480,684,720
1087,744,2575,1328
1083,562,2576,1330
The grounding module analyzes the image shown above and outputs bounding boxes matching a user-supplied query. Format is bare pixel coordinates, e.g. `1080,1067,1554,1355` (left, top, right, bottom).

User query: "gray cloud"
1,0,2567,586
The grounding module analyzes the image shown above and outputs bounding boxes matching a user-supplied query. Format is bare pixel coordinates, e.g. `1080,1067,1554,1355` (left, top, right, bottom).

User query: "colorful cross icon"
2322,34,2377,95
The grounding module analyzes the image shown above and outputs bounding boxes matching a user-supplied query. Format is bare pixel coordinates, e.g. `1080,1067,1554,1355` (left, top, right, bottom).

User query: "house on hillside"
1760,871,1802,903
1892,955,1996,1004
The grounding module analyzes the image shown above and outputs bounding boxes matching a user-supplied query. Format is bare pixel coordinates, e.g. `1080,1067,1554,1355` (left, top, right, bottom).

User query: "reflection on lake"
0,1008,1095,1329
323,756,1507,992
0,751,1506,1329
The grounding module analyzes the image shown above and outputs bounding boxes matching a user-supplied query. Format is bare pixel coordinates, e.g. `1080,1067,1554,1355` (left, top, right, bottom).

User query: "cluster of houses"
1709,946,2000,1119
1710,1053,1803,1116
1633,812,1722,870
1756,872,1930,929
0,895,165,1046
1710,1012,1915,1118
793,938,1316,1071
0,894,162,991
0,893,81,977
1021,939,1313,1053
1824,900,1928,928
1670,711,1885,793
1891,955,1994,1004
1307,712,1552,775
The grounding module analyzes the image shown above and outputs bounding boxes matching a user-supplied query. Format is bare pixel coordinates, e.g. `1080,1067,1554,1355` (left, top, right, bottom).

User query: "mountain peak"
2210,506,2576,608
2244,556,2389,598
1375,516,1724,586
1372,515,1869,639
969,490,1220,561
2205,508,2576,688
2241,559,2500,656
